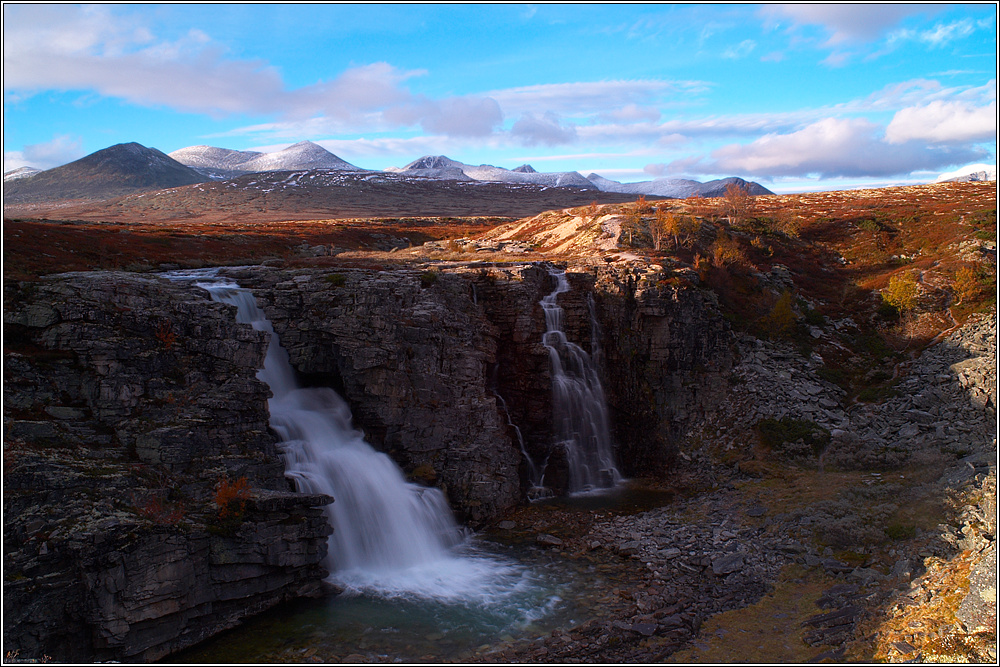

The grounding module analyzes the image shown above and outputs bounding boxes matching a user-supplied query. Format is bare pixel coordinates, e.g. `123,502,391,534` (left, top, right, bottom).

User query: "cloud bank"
4,4,994,182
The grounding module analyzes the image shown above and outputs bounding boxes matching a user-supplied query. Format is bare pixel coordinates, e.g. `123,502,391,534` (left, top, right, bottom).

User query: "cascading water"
539,268,622,494
177,274,547,609
493,390,551,500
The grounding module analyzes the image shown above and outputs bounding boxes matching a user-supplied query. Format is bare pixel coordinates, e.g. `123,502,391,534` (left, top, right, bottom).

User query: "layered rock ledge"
4,273,332,662
3,263,732,661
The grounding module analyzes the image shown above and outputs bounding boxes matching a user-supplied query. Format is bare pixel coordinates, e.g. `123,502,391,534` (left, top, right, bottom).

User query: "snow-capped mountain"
385,154,773,196
237,140,360,172
935,164,997,183
3,166,41,182
387,155,597,189
384,155,474,181
169,140,361,179
587,173,774,197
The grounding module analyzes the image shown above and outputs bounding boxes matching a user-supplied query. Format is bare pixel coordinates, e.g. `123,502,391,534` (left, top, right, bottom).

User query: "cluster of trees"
619,183,765,251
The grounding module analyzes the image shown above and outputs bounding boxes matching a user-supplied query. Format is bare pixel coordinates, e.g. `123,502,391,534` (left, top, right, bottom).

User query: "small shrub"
858,219,882,233
803,306,825,326
720,182,756,227
761,290,796,337
885,522,917,541
756,417,830,458
325,273,347,287
214,476,251,521
711,234,748,268
882,272,918,313
816,366,849,390
155,321,177,350
953,265,995,304
130,492,184,525
856,385,901,403
876,300,900,321
420,270,439,287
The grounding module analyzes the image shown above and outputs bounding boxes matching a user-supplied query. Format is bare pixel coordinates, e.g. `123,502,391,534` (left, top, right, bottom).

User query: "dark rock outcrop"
3,272,331,662
3,262,733,660
232,263,732,500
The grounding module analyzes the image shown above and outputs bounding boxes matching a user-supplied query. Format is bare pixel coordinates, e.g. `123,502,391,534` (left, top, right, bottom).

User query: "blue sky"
3,3,996,193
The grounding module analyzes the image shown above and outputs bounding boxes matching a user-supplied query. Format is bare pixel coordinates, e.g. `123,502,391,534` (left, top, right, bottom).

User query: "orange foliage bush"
214,476,251,519
712,234,748,268
155,321,177,349
131,492,184,525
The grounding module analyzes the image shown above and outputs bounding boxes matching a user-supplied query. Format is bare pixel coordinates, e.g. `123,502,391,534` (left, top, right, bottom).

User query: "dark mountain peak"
3,142,208,204
701,176,774,196
512,164,537,173
403,155,463,171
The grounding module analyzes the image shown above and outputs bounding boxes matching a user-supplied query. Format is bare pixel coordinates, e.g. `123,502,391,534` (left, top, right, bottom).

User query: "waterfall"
539,268,622,494
194,278,521,600
493,390,551,500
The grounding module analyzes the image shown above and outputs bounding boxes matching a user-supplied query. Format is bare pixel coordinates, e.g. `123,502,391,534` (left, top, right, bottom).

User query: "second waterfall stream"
198,278,547,607
540,268,622,494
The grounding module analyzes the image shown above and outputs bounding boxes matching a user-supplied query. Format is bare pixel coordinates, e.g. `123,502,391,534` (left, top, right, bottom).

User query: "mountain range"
10,139,995,209
4,140,780,205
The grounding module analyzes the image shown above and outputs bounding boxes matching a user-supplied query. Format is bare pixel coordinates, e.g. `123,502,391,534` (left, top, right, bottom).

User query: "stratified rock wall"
593,265,733,474
3,273,331,662
231,264,732,499
3,263,733,661
229,266,522,525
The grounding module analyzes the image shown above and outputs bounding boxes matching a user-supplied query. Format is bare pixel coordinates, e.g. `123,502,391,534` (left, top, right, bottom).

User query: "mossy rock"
755,417,830,458
409,464,438,485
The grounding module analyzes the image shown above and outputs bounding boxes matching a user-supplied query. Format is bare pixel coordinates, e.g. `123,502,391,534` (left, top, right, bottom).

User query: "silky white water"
540,268,622,494
187,278,546,611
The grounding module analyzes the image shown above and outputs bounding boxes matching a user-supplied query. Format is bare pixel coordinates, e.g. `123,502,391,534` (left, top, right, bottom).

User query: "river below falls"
166,538,607,663
166,485,674,664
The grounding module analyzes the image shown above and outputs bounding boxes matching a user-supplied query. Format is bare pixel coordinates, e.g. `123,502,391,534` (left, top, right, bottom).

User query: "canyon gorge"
3,183,995,662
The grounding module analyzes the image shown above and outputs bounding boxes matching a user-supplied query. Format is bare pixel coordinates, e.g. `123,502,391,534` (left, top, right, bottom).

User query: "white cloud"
3,5,491,139
762,4,933,45
385,96,504,137
3,151,29,173
890,19,977,48
510,112,578,147
886,100,997,144
3,4,291,116
656,117,988,179
4,134,84,170
292,63,425,120
597,104,661,124
485,79,708,117
722,39,756,59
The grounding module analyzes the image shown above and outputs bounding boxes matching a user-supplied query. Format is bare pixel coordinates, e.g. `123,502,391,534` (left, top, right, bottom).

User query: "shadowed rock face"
234,264,732,500
3,264,732,661
3,273,331,662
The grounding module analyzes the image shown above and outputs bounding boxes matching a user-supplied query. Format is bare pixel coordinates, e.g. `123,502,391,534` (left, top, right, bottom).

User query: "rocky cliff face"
230,263,732,502
3,273,332,662
227,265,522,525
3,263,732,660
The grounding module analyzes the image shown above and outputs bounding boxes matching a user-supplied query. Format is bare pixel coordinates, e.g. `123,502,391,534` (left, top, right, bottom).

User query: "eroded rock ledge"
4,273,332,662
3,263,731,661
